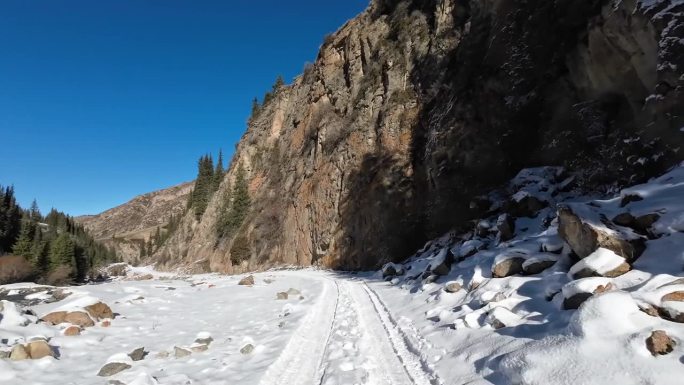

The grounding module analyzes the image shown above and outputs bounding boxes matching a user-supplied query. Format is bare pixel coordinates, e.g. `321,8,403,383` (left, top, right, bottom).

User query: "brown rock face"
238,275,255,286
661,291,684,302
63,326,81,336
558,205,646,261
646,330,675,356
140,0,682,273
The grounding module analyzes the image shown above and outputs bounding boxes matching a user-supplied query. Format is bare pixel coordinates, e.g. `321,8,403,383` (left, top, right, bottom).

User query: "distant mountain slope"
75,181,193,262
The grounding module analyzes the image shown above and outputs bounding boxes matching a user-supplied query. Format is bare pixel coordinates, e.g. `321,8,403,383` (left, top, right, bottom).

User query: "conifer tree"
12,219,34,258
213,150,225,191
49,232,75,270
273,75,285,91
29,199,41,222
251,97,260,117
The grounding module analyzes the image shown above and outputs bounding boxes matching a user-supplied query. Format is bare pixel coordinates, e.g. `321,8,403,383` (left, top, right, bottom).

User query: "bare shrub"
0,255,36,284
44,265,73,286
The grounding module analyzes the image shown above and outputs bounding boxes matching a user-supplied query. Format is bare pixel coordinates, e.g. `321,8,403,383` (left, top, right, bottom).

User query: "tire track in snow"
357,280,443,385
258,275,339,385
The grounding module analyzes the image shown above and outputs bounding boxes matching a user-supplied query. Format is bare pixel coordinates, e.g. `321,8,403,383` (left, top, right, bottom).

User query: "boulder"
508,192,547,218
26,340,54,359
612,212,661,234
568,248,631,279
85,302,114,320
620,194,643,207
128,347,146,361
486,307,522,329
97,362,132,377
0,350,8,359
428,249,455,276
662,291,684,302
190,344,208,353
646,330,676,356
174,346,192,358
238,275,255,286
444,281,463,293
496,214,516,242
563,281,614,310
381,263,404,279
41,311,67,325
63,326,81,336
9,344,29,361
65,311,95,328
195,337,214,346
51,289,72,302
612,212,636,227
492,255,525,278
240,344,254,354
276,292,288,300
659,301,684,323
558,205,646,261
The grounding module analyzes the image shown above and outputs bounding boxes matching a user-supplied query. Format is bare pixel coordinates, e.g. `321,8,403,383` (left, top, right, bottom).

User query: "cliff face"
76,181,193,262
154,0,684,273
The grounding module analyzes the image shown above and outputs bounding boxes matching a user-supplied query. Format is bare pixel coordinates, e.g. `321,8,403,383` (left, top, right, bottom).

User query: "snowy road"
1,269,445,385
260,273,439,385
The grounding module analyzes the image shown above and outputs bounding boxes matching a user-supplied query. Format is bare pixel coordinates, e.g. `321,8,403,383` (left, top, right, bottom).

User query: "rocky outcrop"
76,182,193,262
149,0,683,273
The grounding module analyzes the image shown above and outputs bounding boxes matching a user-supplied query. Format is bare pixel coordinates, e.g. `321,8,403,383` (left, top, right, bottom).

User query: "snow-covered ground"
2,164,684,385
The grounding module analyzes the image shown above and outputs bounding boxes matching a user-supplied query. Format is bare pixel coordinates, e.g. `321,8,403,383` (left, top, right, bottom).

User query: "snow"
568,248,626,277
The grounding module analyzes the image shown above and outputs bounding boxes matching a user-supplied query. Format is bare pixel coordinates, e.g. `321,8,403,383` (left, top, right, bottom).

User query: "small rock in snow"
492,255,525,278
569,248,631,279
190,344,209,353
620,194,644,207
174,346,192,358
646,330,676,356
85,302,114,321
9,344,29,361
276,292,288,300
238,275,255,286
496,213,516,242
523,259,556,275
240,344,254,354
25,340,54,359
444,281,463,293
63,325,81,336
128,347,146,361
65,311,95,328
382,263,405,279
97,362,132,377
41,311,68,325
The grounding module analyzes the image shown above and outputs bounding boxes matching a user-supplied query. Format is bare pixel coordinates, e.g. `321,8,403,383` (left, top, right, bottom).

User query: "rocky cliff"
76,182,193,262
153,0,684,273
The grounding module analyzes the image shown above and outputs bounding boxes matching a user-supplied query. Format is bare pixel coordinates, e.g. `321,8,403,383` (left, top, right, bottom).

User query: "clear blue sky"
0,0,368,216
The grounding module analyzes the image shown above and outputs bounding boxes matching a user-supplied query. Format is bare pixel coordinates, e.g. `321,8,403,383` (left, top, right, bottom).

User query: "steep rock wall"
154,0,684,273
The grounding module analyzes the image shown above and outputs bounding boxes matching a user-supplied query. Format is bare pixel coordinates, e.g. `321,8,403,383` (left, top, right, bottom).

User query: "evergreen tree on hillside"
12,219,34,258
273,75,285,91
49,232,75,270
216,163,251,240
190,154,215,220
29,199,41,222
213,150,225,191
32,230,49,272
251,98,260,118
0,185,22,254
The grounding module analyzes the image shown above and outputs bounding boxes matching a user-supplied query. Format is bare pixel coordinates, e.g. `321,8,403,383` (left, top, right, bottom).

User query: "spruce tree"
273,75,285,91
49,232,75,270
251,98,260,117
29,199,41,222
12,219,34,258
213,150,225,191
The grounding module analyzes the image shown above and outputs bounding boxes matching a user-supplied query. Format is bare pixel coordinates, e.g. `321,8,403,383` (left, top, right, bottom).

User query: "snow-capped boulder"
562,277,614,310
492,253,526,278
568,248,631,279
97,362,131,377
191,343,208,353
238,275,255,286
646,330,675,356
63,325,81,336
276,292,288,300
507,191,547,218
661,291,684,302
659,301,684,323
40,311,67,325
128,347,146,361
240,344,255,354
487,307,522,329
195,332,213,346
444,281,463,293
426,248,454,276
558,204,646,261
174,346,192,358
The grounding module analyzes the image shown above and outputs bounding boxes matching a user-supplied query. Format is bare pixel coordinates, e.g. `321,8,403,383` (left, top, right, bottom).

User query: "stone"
26,340,54,359
571,263,631,279
130,274,154,281
174,346,191,358
612,212,636,227
558,205,646,261
661,291,684,302
85,302,114,320
444,281,462,293
620,194,643,207
508,194,547,218
128,347,146,361
639,304,660,317
41,311,67,325
646,330,675,356
64,326,81,336
496,213,515,242
276,292,288,300
563,282,614,310
9,344,29,361
381,263,404,279
492,256,525,278
635,213,661,233
238,275,255,286
65,311,95,328
240,344,254,354
0,350,9,359
195,337,214,346
97,362,132,377
430,249,455,276
190,344,209,353
523,260,556,275
51,289,72,302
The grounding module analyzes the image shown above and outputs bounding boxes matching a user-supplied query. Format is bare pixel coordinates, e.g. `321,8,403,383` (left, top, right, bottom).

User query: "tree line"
0,185,118,284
